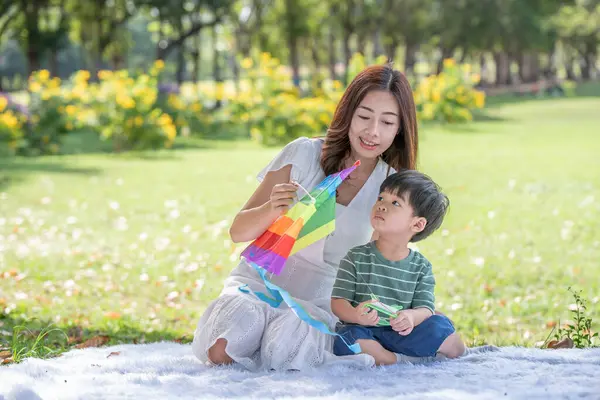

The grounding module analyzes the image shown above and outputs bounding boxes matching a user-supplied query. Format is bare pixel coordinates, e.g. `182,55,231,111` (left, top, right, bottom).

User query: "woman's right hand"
268,182,299,214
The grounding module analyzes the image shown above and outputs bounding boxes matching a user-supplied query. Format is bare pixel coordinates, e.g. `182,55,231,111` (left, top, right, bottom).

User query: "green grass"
1,91,599,361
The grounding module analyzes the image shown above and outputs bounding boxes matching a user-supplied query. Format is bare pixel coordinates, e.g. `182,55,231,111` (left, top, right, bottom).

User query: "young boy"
331,170,465,365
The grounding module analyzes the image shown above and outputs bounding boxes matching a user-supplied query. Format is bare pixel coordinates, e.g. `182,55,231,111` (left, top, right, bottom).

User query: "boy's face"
370,190,426,239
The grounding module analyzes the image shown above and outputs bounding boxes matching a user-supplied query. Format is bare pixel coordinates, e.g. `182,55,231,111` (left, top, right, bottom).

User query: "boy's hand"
391,310,415,336
354,300,379,326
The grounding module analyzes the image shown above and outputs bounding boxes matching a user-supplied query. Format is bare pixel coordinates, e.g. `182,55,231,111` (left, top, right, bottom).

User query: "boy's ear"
411,217,427,233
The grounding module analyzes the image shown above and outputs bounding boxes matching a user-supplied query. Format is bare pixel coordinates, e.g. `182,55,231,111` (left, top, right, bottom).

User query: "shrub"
22,70,77,155
91,61,177,151
228,53,341,146
414,59,485,123
0,95,25,155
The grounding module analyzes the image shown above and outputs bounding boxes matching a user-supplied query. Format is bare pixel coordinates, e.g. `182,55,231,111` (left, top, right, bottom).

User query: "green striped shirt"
331,242,436,316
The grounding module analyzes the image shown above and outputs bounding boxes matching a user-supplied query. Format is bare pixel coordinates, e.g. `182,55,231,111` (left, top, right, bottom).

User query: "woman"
192,64,419,371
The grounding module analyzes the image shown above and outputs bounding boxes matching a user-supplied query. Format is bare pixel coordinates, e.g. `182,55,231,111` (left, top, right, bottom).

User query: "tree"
552,0,600,80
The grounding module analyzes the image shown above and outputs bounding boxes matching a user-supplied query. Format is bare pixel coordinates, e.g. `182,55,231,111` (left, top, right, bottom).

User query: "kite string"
293,180,316,204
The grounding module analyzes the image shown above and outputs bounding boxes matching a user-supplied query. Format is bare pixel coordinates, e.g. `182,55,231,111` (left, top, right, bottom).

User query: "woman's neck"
346,152,378,176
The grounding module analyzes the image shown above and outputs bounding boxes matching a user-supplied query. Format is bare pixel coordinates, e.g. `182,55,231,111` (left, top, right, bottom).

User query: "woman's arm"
229,165,298,243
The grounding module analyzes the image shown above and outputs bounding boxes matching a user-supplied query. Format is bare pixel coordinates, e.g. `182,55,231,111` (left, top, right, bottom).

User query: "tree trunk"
372,29,383,59
518,52,541,83
176,48,186,85
517,52,527,83
493,51,511,85
580,41,596,81
357,36,367,58
530,53,540,82
436,47,455,74
191,32,200,83
580,58,591,81
404,41,417,77
212,25,222,109
384,38,398,64
342,28,352,85
24,4,41,75
328,26,336,81
312,41,322,72
49,49,59,77
480,53,488,85
94,14,103,74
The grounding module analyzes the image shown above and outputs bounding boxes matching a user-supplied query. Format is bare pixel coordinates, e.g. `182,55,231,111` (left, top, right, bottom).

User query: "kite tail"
238,261,361,355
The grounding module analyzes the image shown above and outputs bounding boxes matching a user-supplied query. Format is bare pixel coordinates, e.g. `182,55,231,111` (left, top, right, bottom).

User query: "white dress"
192,137,395,371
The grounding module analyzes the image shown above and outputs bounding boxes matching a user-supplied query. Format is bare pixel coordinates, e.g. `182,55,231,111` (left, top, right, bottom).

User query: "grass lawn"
1,88,599,360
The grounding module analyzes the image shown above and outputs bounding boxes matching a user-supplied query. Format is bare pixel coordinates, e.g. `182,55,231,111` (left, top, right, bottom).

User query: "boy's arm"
331,253,359,323
400,308,432,327
331,298,361,324
409,262,436,326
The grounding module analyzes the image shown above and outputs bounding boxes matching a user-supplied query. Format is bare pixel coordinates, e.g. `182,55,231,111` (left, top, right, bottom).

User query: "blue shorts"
333,315,455,358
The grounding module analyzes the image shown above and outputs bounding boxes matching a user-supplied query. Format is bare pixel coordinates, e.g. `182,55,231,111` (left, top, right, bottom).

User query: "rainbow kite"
239,160,362,354
241,160,360,275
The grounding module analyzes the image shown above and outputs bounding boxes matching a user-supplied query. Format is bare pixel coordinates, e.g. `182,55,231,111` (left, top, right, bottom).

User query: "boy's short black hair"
379,170,449,242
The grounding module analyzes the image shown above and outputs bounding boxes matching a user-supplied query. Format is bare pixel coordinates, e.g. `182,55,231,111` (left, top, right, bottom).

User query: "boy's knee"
208,338,234,365
439,332,465,359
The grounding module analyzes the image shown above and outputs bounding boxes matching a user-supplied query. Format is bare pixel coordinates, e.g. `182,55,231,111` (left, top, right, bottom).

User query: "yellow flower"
422,103,435,120
117,94,135,109
158,113,173,126
66,122,73,130
443,58,456,69
474,91,485,108
432,90,441,103
65,105,77,115
42,135,50,143
0,96,7,112
260,52,271,64
462,64,472,74
29,81,42,93
98,70,113,80
164,124,177,140
250,127,261,139
191,102,202,112
154,60,165,70
49,77,61,89
135,116,144,126
38,69,51,82
41,92,51,101
215,83,225,101
77,70,91,82
471,73,481,84
241,58,253,69
1,112,18,128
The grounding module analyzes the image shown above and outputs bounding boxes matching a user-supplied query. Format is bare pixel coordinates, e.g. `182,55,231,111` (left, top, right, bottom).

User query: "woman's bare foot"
207,338,234,365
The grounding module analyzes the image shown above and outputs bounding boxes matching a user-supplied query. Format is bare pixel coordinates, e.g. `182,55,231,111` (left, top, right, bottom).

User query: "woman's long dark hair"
321,64,418,175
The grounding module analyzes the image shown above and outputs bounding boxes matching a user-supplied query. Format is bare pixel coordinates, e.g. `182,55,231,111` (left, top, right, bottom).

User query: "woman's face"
348,90,400,162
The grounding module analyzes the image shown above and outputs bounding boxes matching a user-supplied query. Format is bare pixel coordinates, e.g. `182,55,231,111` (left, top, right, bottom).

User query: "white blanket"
1,342,599,399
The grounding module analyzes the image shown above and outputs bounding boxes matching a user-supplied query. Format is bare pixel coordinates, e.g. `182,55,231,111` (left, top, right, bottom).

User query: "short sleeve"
410,262,436,313
331,252,358,304
256,137,317,184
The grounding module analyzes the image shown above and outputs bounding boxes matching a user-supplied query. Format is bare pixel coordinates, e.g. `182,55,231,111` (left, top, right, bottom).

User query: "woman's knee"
208,338,234,365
